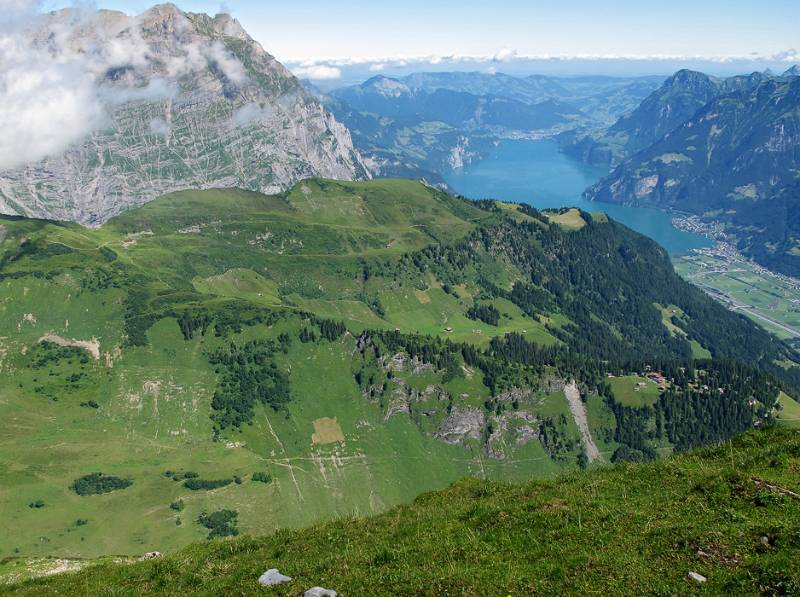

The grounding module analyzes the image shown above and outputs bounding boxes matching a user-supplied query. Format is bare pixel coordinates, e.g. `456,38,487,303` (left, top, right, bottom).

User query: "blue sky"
46,1,800,79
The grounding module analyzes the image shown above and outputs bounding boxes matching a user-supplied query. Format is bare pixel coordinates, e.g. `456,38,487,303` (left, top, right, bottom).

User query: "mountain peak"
137,2,187,27
784,65,800,77
142,2,182,15
361,75,412,96
665,69,715,89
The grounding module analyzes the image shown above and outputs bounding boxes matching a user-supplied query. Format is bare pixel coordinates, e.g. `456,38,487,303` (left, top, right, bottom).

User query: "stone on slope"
303,587,337,597
258,568,293,586
687,571,707,583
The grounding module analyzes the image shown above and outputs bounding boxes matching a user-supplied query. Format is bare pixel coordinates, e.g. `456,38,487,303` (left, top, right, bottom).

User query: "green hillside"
0,179,796,561
5,427,798,595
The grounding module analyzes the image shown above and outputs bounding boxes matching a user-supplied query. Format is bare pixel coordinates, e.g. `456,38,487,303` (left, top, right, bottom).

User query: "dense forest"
207,338,292,432
375,207,799,389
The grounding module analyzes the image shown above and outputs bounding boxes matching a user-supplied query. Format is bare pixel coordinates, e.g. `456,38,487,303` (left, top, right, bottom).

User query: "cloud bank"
285,47,800,79
291,64,343,80
0,2,104,169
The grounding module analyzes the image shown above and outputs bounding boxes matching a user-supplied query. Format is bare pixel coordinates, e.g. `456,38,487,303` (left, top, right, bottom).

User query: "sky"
36,0,800,81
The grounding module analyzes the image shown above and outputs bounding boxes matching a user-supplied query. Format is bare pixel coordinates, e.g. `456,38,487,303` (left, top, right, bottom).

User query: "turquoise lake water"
443,139,712,255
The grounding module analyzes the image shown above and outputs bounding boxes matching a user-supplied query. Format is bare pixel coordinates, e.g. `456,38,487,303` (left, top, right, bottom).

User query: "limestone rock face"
0,4,369,225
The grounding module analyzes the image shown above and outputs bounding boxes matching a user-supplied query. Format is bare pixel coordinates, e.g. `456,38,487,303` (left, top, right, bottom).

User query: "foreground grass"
6,427,799,596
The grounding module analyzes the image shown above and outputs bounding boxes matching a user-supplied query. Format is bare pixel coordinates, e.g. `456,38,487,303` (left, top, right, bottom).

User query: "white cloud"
287,49,800,72
204,40,247,84
100,78,178,105
148,117,171,137
232,102,277,127
772,48,798,62
493,48,517,63
0,7,107,169
291,64,342,80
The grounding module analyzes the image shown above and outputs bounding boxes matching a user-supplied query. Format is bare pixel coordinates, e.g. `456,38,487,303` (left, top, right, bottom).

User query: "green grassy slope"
1,313,574,559
0,180,575,559
0,178,795,562
6,427,799,595
776,392,800,428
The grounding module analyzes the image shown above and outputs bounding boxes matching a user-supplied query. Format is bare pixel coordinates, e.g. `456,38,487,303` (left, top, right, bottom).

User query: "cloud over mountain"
0,1,250,169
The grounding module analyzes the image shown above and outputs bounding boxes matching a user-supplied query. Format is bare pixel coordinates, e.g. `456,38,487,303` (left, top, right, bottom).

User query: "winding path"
564,381,601,463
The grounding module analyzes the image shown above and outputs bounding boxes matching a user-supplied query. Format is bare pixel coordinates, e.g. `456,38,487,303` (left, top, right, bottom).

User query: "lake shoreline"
443,138,712,256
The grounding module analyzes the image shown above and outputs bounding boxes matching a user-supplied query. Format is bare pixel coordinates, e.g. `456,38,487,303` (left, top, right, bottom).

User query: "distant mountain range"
312,72,664,180
584,68,800,275
560,69,774,167
331,76,581,130
392,72,665,121
0,4,367,225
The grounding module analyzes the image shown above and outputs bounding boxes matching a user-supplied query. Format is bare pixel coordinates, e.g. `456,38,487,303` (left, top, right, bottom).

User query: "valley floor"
675,249,800,341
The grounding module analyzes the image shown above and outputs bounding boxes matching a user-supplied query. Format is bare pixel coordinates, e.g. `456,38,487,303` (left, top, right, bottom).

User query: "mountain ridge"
560,69,771,167
1,179,796,560
0,4,369,225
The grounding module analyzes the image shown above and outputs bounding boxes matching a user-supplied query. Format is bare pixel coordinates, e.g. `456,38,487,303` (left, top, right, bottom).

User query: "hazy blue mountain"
322,75,587,180
331,77,581,129
783,65,800,77
398,72,664,124
561,70,770,167
323,72,662,181
585,77,800,275
399,71,570,103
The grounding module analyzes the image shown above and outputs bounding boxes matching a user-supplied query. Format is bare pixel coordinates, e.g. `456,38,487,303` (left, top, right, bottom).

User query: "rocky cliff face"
0,4,369,225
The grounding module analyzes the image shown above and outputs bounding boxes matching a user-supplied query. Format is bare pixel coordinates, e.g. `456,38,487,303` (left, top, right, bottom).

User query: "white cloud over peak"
204,40,248,84
0,6,105,169
0,3,254,170
291,64,342,80
772,48,797,61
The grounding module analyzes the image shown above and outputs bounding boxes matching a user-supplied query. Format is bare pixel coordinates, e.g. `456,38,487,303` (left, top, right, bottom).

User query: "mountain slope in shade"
585,77,800,275
562,69,770,166
0,4,368,225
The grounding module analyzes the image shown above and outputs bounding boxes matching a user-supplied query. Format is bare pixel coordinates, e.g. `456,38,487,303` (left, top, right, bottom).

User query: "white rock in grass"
259,569,292,586
141,552,161,560
304,588,337,597
688,571,707,583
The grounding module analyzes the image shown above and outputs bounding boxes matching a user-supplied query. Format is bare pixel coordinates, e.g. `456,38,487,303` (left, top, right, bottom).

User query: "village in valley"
672,216,800,342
